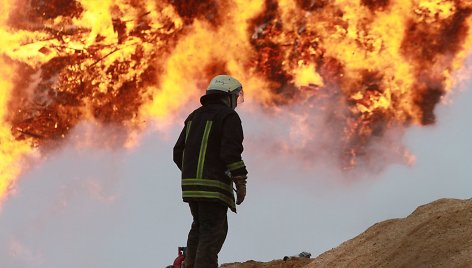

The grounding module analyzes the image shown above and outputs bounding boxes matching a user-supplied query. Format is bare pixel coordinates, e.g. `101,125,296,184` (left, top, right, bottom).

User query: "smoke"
0,123,140,267
242,85,413,176
8,239,45,267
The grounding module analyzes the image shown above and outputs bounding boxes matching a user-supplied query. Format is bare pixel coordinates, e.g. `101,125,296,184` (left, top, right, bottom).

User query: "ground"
222,257,312,268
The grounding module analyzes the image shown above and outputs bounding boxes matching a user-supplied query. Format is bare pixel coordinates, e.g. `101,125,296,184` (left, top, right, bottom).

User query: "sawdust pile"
224,198,472,267
308,198,472,267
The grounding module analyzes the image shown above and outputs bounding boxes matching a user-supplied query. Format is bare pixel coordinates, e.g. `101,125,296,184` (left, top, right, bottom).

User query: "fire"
0,58,31,204
1,0,472,203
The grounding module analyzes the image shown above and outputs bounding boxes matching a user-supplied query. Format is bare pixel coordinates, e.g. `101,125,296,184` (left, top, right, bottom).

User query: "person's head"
200,75,244,109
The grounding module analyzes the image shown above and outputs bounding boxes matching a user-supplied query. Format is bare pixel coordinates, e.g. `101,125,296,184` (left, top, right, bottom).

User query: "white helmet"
203,75,244,109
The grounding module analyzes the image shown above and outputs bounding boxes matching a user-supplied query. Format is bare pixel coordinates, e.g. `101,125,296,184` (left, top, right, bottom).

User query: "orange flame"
1,0,472,204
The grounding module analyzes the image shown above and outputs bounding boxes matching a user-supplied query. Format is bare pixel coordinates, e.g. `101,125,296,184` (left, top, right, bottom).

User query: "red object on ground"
173,247,186,268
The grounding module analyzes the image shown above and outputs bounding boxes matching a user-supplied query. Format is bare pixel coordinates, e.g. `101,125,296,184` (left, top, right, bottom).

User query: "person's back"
173,75,248,267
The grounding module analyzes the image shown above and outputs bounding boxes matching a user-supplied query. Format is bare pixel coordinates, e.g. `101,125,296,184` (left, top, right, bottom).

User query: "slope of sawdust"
307,198,472,268
222,198,472,268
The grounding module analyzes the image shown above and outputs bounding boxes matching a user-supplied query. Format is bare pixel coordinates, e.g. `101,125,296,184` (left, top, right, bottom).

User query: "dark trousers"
184,201,228,268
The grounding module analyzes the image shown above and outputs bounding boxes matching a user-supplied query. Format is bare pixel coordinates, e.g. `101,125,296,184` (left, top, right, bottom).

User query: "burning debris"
7,0,184,145
1,0,472,202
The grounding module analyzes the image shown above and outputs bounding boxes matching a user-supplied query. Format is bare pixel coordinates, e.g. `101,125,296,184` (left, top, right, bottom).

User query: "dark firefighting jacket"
173,99,248,212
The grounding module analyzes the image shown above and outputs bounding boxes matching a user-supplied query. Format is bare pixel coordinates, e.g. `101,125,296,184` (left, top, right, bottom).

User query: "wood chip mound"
223,198,472,268
308,198,472,267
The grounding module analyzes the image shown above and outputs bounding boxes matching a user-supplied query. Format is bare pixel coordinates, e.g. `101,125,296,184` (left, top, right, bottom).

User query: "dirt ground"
221,257,313,268
222,198,472,268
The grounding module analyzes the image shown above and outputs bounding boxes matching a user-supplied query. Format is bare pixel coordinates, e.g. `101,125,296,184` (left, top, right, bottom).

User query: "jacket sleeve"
220,112,248,177
173,124,186,171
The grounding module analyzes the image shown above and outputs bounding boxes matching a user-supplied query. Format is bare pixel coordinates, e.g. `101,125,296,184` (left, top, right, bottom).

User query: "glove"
232,176,247,205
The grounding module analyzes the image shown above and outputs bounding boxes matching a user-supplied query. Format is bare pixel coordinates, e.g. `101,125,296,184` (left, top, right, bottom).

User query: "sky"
0,79,471,267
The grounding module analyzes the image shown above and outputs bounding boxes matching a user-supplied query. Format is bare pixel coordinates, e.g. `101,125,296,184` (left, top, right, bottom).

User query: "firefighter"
173,74,248,267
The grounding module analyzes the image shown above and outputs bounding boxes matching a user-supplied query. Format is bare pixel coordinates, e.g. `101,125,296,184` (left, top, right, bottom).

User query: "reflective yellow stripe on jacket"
182,191,234,209
182,178,233,193
226,160,245,171
196,121,212,179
